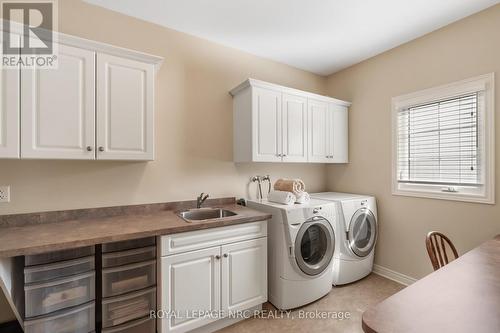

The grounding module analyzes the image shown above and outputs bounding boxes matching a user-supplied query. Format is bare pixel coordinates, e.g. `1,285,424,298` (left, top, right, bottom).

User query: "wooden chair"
426,231,459,271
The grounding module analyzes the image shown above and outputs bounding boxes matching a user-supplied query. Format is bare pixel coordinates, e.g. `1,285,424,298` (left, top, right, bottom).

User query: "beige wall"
326,4,500,280
0,0,329,322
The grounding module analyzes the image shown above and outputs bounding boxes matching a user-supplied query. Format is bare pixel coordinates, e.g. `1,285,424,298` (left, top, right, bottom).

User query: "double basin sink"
178,208,237,223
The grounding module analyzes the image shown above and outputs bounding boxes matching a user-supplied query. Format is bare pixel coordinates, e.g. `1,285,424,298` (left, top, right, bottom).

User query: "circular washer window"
348,208,377,257
294,217,335,276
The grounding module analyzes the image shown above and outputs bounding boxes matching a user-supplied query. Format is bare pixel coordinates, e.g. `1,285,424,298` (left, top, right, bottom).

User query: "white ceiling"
83,0,500,75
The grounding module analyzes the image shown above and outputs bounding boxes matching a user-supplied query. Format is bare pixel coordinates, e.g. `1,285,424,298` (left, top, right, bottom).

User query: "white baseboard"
372,264,417,286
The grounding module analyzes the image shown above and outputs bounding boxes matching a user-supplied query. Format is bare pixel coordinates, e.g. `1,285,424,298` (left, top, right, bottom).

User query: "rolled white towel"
268,190,296,206
295,192,310,204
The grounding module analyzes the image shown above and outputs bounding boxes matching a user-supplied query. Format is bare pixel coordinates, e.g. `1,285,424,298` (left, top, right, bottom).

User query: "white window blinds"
397,93,480,186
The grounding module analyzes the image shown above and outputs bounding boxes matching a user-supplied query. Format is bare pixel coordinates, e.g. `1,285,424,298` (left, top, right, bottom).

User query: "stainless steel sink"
178,208,237,222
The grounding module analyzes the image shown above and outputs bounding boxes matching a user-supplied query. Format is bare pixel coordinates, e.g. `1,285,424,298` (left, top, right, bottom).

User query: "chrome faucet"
196,192,209,208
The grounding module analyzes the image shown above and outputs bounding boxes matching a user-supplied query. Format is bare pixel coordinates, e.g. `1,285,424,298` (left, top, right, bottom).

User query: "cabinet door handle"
98,147,105,152
215,255,221,260
86,146,93,152
223,253,228,258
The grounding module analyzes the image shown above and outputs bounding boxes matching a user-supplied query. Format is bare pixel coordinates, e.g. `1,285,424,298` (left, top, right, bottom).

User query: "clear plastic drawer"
25,271,95,318
102,260,156,297
102,238,156,253
102,246,156,268
24,301,95,333
25,246,95,266
101,316,155,333
102,287,156,328
24,256,95,284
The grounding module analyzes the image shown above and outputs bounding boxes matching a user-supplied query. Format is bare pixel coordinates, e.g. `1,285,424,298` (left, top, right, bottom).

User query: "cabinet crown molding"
0,19,163,69
229,78,351,107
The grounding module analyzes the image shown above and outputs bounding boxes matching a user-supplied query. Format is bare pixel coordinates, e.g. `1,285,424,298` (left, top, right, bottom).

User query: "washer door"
294,217,335,276
347,208,377,257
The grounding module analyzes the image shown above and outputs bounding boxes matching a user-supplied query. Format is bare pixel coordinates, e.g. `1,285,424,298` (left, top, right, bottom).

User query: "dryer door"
294,217,335,276
347,208,377,257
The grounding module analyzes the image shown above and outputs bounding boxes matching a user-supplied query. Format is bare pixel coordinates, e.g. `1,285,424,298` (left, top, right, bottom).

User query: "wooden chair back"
426,231,459,271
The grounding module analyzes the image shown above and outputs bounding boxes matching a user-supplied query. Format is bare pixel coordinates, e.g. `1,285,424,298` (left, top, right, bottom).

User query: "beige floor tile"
218,273,405,333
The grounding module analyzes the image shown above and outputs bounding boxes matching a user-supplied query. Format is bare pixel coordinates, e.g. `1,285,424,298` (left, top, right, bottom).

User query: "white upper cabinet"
252,87,282,162
0,48,20,159
329,103,348,163
21,44,96,159
282,93,308,162
0,25,162,160
231,79,350,163
97,54,155,160
308,99,330,163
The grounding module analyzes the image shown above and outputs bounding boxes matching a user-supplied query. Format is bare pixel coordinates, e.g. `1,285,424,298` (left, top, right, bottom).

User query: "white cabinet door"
160,246,221,333
21,44,95,159
329,104,348,163
308,99,330,163
252,87,282,162
0,44,20,158
221,238,267,313
97,53,154,160
282,93,307,162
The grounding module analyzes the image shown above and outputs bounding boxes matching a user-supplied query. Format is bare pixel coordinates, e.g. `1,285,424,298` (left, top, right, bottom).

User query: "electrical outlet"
0,186,10,203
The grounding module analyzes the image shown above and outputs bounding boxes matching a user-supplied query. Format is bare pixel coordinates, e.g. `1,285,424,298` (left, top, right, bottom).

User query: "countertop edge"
0,211,272,258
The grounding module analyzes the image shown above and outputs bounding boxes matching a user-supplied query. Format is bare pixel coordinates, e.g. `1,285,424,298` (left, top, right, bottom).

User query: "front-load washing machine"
247,199,337,309
310,192,378,285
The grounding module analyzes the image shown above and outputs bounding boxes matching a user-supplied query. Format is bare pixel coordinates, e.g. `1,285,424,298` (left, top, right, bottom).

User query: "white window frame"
392,73,495,204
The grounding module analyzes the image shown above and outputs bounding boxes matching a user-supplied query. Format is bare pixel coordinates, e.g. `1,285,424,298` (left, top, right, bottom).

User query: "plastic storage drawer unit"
25,271,96,317
24,256,95,284
102,238,156,253
24,301,95,333
102,287,156,328
102,260,156,297
101,316,156,333
25,246,95,266
102,246,156,268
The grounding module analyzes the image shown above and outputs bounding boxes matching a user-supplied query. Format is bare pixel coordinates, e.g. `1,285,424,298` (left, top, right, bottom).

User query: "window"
392,74,495,204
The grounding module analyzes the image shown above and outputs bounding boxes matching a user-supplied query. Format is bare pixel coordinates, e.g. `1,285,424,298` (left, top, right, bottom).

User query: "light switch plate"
0,186,10,203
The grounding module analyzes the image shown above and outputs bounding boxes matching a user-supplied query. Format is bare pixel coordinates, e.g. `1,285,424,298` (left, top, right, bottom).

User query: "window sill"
392,187,495,204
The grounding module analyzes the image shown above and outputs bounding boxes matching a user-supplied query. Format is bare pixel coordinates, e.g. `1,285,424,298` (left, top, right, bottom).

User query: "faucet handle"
196,192,209,208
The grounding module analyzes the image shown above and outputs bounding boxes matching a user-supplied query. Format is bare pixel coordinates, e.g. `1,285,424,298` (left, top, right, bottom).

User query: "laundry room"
0,1,499,333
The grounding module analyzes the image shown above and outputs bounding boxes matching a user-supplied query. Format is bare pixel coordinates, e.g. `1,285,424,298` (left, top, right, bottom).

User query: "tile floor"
219,274,405,333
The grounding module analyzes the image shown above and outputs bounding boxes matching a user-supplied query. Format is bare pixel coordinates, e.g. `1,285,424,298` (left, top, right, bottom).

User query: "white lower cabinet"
221,238,267,313
159,223,268,333
161,247,221,333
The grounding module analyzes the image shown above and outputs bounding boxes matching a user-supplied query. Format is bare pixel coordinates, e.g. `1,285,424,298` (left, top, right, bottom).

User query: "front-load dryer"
310,192,378,285
247,199,337,309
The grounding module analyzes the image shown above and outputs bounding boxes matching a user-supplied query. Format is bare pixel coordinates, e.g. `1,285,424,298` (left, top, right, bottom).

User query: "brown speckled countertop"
0,198,271,258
